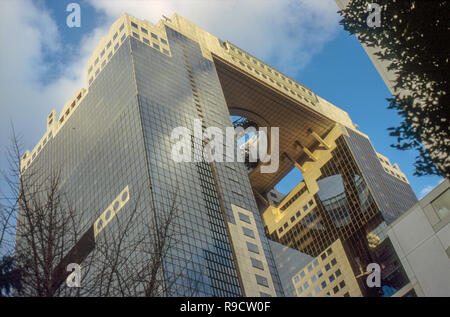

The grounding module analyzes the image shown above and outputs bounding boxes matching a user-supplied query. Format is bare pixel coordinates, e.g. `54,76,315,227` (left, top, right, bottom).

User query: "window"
329,274,335,283
308,200,314,206
327,248,333,256
100,49,105,57
290,216,295,223
331,258,337,266
251,257,264,270
313,259,319,267
121,33,126,42
303,205,308,211
321,281,327,289
339,280,346,288
143,38,150,44
113,32,118,40
153,43,160,50
238,212,251,224
325,264,331,271
141,27,148,34
132,32,139,39
315,286,321,294
300,271,305,278
297,286,303,294
294,276,299,284
131,21,138,29
343,292,350,297
119,23,124,31
333,286,339,294
246,241,259,254
431,188,450,220
307,264,313,272
303,281,309,289
255,275,269,287
335,269,341,277
311,275,317,283
161,38,168,45
107,41,111,49
317,270,323,278
163,49,169,55
151,32,158,40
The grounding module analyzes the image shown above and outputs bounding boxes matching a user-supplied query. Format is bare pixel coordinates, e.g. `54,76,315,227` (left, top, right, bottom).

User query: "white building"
386,179,450,297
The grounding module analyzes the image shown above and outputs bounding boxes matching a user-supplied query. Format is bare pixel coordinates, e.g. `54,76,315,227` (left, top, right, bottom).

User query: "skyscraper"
19,13,418,297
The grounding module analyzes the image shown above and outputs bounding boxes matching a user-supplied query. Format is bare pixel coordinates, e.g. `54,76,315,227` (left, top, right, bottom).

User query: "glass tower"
19,13,418,297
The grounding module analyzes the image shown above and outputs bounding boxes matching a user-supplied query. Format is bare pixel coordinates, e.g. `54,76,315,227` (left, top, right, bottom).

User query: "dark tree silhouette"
339,0,449,178
0,128,195,296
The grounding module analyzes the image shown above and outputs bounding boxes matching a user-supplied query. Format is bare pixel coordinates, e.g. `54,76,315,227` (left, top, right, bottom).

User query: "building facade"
291,239,362,297
386,179,450,297
19,13,418,296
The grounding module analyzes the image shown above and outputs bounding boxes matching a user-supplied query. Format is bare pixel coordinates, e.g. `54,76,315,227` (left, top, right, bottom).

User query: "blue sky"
0,0,442,199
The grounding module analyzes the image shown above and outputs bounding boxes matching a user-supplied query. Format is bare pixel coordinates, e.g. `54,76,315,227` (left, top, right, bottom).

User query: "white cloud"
419,185,434,198
0,0,340,161
0,0,108,157
419,179,444,198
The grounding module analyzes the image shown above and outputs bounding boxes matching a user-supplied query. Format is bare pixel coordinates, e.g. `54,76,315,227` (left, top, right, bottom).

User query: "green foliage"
339,0,449,178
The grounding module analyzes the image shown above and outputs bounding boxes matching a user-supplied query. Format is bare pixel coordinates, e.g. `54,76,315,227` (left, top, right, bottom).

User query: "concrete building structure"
387,179,450,297
18,13,418,297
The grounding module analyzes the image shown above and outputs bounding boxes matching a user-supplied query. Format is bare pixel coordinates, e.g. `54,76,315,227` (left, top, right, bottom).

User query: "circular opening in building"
97,219,103,230
231,115,262,171
122,191,128,202
113,201,120,211
105,209,112,220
